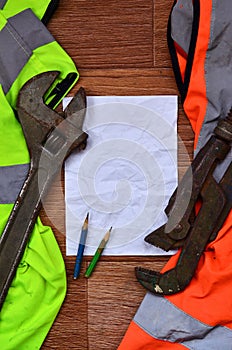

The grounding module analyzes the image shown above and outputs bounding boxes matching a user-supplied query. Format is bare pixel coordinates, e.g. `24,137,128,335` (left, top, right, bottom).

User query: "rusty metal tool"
136,111,232,295
0,71,87,309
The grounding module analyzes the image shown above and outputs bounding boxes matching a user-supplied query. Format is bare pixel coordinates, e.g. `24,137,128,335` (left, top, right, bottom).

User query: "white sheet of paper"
64,95,178,255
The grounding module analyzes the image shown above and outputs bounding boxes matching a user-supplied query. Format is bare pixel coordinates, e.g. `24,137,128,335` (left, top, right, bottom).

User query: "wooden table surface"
41,1,194,349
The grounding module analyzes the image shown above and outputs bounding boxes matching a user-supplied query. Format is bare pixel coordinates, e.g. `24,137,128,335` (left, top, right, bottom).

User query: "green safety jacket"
0,5,78,350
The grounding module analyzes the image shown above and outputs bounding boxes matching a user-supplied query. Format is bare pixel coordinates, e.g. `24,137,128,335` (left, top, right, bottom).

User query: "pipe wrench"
136,111,232,295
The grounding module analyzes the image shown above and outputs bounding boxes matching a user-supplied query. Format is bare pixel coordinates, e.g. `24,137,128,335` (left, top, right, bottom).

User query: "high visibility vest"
118,1,232,349
0,7,79,350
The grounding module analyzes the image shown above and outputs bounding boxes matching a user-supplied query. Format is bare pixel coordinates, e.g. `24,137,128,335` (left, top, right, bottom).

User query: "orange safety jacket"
118,0,232,349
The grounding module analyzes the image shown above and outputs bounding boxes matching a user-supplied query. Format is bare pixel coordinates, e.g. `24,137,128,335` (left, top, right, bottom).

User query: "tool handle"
0,164,52,309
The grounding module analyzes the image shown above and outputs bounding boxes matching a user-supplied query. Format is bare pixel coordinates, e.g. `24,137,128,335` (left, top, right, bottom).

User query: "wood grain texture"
153,0,173,67
41,0,193,348
49,0,154,68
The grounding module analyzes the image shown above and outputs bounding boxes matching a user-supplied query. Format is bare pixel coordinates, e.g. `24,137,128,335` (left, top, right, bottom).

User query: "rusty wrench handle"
0,165,51,307
0,128,87,309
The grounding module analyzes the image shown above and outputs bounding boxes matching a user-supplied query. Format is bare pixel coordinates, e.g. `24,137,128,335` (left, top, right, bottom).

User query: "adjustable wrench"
136,111,232,295
0,71,87,309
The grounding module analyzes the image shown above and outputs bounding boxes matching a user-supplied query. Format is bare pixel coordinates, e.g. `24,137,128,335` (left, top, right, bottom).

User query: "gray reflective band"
0,0,7,8
134,293,232,350
8,9,54,52
0,163,29,204
195,0,232,179
0,9,54,93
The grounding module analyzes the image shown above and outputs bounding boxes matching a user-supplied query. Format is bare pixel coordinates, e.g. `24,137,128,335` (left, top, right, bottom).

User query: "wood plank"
154,0,174,67
73,68,178,96
48,0,154,68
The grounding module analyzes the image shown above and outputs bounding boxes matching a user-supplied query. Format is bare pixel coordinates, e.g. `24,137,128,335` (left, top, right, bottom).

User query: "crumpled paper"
64,95,178,255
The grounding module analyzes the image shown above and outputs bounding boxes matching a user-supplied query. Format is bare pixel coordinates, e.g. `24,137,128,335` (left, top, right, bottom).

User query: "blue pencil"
73,213,89,279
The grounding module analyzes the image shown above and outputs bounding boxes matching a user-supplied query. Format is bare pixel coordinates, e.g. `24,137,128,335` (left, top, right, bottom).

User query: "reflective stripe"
8,9,54,51
195,0,232,179
0,0,7,8
0,9,54,93
134,293,232,350
0,163,29,204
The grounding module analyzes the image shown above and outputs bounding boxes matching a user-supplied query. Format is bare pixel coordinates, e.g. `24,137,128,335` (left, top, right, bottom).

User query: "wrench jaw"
64,86,86,126
144,224,186,251
135,267,183,295
17,71,88,183
17,71,87,160
135,267,164,294
38,87,88,187
59,86,88,159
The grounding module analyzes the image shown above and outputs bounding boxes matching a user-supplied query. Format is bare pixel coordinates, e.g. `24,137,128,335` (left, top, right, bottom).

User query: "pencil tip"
84,212,89,225
104,227,112,242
